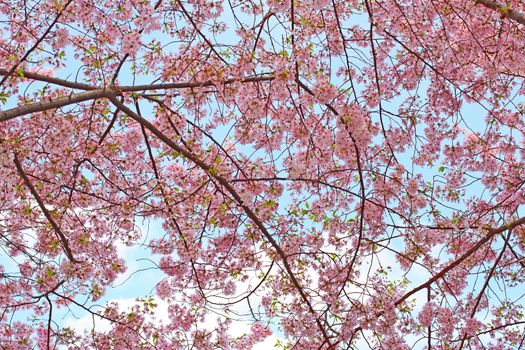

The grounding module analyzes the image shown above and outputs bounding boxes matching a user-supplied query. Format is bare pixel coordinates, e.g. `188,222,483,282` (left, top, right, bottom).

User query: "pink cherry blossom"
1,0,525,348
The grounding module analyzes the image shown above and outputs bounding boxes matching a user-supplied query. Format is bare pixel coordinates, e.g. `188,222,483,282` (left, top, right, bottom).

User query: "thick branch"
0,89,110,122
119,74,274,92
475,0,525,25
0,75,274,123
0,68,97,91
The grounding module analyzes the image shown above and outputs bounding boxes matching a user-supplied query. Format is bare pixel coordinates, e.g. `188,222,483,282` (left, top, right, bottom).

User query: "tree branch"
0,89,110,122
0,68,97,91
475,0,525,25
394,217,525,307
13,153,77,262
118,74,274,92
0,75,274,123
350,217,525,344
458,229,512,349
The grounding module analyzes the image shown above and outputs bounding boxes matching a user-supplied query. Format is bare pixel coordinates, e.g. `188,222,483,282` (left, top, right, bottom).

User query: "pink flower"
314,80,338,104
122,32,141,56
407,179,418,196
464,318,483,336
418,302,435,327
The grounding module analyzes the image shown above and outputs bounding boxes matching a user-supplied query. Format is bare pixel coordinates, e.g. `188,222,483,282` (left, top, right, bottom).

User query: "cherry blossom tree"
1,0,525,348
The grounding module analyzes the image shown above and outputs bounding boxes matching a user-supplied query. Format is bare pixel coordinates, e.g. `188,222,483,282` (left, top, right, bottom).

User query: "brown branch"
252,12,275,53
206,260,275,307
110,0,164,83
119,74,274,92
427,287,431,349
0,72,275,95
97,100,122,145
0,75,274,123
350,217,525,344
51,290,156,347
330,0,358,102
144,95,249,178
475,0,525,25
0,68,97,91
45,295,53,350
295,77,366,299
394,217,525,307
0,89,110,122
13,153,77,262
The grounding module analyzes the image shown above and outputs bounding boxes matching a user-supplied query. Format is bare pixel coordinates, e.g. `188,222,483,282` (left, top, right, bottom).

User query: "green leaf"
0,92,8,104
16,66,24,78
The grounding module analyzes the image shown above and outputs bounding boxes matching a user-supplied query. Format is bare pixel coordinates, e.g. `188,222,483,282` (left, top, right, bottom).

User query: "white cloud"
64,297,170,334
253,334,279,349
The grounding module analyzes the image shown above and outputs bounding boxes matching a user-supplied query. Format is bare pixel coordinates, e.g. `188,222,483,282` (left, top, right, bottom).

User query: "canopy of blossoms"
1,0,525,348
